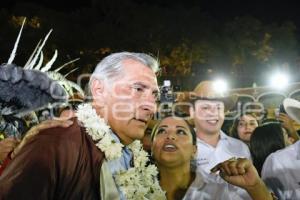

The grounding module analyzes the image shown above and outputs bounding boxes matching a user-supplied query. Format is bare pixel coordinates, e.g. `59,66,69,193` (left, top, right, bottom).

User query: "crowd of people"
0,23,299,200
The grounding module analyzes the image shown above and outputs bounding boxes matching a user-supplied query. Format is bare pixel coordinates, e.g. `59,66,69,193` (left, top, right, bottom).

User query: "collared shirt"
196,131,251,173
196,131,252,200
183,168,247,200
106,132,133,200
261,141,300,200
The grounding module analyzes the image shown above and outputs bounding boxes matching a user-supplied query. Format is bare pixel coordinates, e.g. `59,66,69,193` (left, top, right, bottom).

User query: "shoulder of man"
26,118,91,147
222,133,251,157
37,118,81,137
223,132,249,149
261,147,297,200
261,142,300,179
0,118,104,199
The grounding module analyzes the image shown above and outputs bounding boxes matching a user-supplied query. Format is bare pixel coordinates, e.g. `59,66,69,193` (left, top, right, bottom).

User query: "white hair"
88,52,159,94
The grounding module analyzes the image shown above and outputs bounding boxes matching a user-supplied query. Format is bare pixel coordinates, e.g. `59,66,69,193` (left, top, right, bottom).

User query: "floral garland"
76,103,166,200
115,140,166,200
76,103,123,160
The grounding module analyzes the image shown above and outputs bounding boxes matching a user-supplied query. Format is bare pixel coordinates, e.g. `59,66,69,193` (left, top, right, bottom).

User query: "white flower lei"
76,103,166,200
76,103,123,160
115,140,166,200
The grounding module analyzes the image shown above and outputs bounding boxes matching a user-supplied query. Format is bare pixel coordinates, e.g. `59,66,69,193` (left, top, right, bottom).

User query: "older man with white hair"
0,52,164,200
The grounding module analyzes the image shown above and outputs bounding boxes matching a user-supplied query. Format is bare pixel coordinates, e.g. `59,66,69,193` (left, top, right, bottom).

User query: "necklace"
76,103,166,199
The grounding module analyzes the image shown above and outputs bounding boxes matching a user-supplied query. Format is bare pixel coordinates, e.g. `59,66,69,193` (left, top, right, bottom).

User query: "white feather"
68,81,85,96
64,67,78,77
41,49,57,72
24,40,41,69
55,58,80,72
7,18,26,64
34,51,44,70
26,29,53,69
46,71,84,97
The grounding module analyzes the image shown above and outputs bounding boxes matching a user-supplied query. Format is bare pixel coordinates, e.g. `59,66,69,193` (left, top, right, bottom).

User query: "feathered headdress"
1,18,84,116
1,18,86,138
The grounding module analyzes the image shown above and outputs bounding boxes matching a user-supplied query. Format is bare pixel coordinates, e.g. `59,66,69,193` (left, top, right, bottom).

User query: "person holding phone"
276,103,299,143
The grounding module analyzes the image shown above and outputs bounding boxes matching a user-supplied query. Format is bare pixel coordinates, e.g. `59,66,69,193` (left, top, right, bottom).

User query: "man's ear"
91,78,105,100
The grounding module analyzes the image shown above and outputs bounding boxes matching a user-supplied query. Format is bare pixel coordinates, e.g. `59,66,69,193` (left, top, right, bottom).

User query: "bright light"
213,79,228,95
270,73,289,89
163,80,171,87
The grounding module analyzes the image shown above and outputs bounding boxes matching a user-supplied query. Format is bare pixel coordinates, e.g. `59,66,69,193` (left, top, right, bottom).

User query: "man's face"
192,100,225,135
93,59,159,145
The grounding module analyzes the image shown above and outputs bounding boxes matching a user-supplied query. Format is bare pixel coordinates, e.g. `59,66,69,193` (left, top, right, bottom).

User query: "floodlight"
213,79,228,94
270,72,289,90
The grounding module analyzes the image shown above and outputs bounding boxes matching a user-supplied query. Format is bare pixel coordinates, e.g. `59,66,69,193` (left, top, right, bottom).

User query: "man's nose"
140,103,157,114
147,92,157,104
141,94,157,113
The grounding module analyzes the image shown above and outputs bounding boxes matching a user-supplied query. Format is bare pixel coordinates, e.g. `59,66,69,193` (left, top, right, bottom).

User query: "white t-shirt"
196,131,251,173
261,141,300,200
183,168,248,200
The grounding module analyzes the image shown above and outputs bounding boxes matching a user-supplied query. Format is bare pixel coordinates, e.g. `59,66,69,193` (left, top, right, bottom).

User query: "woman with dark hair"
230,113,259,146
250,122,289,176
151,115,274,200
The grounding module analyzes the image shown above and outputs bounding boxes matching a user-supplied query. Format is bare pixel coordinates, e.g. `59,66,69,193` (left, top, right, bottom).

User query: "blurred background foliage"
0,0,299,90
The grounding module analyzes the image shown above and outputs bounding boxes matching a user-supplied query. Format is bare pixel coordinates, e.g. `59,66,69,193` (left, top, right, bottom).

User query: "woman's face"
237,114,258,142
152,117,196,168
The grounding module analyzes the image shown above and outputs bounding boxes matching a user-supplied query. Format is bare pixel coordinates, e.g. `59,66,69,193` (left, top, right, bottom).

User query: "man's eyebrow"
133,82,159,92
132,82,148,88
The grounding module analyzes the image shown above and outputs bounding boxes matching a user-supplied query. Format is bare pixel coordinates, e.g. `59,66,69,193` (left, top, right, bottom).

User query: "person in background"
277,112,299,143
151,115,275,200
230,113,259,146
188,81,251,170
250,122,290,176
261,98,300,200
188,81,252,199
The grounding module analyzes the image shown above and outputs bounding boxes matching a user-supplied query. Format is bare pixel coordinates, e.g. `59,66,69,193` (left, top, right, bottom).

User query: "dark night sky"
3,0,300,27
1,0,300,88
